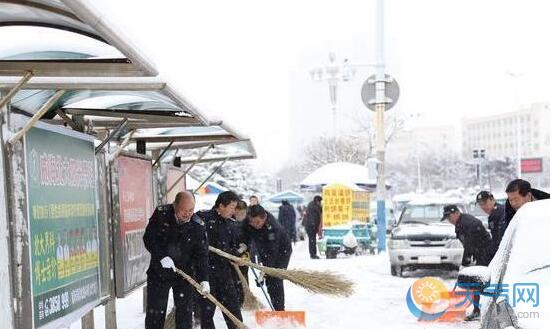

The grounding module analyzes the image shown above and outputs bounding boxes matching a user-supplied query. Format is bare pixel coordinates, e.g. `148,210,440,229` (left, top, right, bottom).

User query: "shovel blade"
255,311,306,328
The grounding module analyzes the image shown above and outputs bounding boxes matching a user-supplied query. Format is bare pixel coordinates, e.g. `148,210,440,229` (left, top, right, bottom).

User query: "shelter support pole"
95,118,128,154
151,140,174,167
0,71,33,111
163,144,214,199
81,310,95,329
107,130,136,163
105,299,117,329
7,90,66,145
193,157,230,194
55,109,82,131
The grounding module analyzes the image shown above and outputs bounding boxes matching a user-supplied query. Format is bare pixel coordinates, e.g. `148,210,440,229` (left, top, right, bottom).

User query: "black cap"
441,204,460,221
476,191,493,204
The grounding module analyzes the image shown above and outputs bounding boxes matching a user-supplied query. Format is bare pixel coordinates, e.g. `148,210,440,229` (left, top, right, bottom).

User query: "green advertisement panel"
24,124,100,329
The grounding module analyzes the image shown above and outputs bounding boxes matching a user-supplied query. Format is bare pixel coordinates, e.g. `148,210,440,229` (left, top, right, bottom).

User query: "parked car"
457,199,550,329
387,198,466,277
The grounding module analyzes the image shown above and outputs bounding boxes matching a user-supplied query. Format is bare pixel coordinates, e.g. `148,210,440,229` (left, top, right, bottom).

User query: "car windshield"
399,204,447,224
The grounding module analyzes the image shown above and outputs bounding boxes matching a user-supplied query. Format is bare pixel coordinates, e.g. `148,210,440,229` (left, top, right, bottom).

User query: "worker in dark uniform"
196,191,243,329
243,205,292,311
476,191,506,257
442,204,492,322
305,195,322,259
504,179,550,232
143,191,209,329
229,200,249,307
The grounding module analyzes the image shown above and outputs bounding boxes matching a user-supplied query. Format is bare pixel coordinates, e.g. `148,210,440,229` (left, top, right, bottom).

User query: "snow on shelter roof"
0,0,157,76
300,162,390,191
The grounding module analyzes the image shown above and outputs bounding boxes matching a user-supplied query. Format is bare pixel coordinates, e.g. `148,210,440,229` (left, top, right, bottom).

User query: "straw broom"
209,246,355,297
163,268,249,329
231,262,265,311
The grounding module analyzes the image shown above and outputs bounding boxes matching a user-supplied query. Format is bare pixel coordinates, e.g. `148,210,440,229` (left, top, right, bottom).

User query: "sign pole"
360,0,400,252
375,0,387,252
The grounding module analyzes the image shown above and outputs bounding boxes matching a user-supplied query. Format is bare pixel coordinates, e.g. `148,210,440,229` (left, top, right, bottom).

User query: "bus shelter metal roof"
127,126,257,164
1,77,210,127
0,0,157,76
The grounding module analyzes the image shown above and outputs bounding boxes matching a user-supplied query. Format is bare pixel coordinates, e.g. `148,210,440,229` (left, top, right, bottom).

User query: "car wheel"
326,249,338,259
396,265,404,277
391,265,403,277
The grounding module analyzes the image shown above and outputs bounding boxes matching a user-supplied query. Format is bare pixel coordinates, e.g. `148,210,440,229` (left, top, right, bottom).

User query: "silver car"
388,198,466,277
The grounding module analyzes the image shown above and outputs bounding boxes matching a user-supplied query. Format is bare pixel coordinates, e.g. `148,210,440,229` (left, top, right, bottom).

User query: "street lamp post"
309,52,356,136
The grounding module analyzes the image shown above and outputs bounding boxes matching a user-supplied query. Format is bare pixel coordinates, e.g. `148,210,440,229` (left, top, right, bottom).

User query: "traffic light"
472,148,486,159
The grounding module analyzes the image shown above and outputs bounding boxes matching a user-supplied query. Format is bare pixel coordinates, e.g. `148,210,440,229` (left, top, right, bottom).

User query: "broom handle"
209,246,265,272
174,268,248,329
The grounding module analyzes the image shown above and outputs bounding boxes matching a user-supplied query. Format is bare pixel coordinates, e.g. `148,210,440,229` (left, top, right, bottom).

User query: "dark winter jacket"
243,213,292,269
278,202,297,241
196,208,240,280
455,213,493,266
304,201,322,233
487,203,506,257
143,204,209,282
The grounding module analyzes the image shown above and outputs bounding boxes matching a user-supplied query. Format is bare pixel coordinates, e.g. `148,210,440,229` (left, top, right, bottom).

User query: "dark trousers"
145,275,194,329
266,276,285,311
306,230,317,257
473,294,481,313
199,277,243,329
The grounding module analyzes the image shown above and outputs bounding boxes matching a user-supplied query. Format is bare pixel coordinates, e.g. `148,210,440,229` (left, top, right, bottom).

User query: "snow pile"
458,266,490,283
392,224,455,239
343,230,358,248
300,162,375,187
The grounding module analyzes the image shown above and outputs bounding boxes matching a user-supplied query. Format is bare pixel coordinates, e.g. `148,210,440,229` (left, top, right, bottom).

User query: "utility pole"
374,0,387,252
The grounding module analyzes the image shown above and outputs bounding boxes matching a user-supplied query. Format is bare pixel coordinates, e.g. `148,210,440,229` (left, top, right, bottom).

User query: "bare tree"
346,109,408,155
298,135,370,174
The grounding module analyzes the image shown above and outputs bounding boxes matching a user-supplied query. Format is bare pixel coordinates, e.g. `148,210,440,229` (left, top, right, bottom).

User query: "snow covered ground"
70,241,480,329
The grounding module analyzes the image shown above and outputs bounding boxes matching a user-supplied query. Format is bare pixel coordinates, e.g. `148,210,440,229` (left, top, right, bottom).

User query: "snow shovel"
251,257,306,328
255,311,306,329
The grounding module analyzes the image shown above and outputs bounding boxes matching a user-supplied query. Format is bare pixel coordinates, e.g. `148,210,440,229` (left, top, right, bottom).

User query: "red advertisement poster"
115,155,153,296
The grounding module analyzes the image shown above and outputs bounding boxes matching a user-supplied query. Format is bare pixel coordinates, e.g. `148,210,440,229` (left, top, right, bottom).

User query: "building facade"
461,102,550,188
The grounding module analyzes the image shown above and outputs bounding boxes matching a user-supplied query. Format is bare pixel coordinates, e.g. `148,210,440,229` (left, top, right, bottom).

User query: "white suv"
388,198,466,277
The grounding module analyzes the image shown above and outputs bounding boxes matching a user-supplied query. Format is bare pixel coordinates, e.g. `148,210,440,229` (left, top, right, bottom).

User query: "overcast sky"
92,0,551,171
